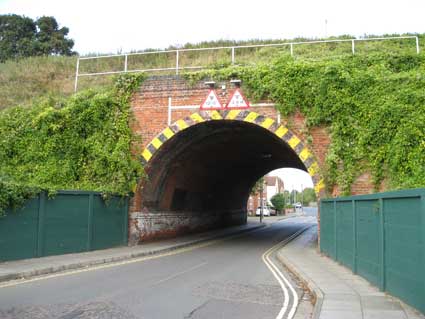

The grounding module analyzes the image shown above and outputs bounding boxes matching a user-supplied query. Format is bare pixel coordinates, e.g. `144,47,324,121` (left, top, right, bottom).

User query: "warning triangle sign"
200,90,223,110
226,88,250,109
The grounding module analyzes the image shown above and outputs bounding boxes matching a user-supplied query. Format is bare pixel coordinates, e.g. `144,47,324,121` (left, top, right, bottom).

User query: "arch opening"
134,110,324,242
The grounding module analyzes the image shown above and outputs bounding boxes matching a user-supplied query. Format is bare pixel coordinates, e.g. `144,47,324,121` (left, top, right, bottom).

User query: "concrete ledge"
0,223,265,284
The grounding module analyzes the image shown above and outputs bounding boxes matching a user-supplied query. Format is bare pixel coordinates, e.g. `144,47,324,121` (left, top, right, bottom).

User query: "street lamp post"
259,180,264,223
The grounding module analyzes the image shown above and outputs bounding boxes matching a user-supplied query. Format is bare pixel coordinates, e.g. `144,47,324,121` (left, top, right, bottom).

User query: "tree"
250,177,264,195
0,14,37,62
0,14,74,62
270,193,285,213
35,16,74,56
301,188,317,206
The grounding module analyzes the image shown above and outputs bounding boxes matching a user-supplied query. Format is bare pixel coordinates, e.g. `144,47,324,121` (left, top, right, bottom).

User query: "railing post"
231,47,235,64
352,39,355,55
416,36,420,54
74,57,80,93
290,43,294,56
168,97,172,126
176,50,179,75
124,54,128,72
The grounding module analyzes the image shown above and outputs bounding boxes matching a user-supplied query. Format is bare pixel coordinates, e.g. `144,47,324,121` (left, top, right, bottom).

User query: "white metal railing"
74,36,420,92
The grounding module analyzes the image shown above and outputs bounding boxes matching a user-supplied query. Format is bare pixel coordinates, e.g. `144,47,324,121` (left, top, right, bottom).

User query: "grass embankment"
1,33,424,110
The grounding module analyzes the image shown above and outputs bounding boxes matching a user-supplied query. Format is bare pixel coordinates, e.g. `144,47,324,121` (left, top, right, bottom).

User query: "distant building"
247,175,284,215
265,176,285,206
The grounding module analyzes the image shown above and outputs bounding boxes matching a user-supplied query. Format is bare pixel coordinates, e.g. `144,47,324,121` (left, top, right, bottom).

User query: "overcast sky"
1,0,424,55
1,0,423,191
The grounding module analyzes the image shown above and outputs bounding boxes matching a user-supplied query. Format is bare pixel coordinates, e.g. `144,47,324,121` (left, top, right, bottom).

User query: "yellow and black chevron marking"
141,110,325,194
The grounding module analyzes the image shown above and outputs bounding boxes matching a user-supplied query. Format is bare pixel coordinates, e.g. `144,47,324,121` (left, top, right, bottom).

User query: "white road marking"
262,225,312,319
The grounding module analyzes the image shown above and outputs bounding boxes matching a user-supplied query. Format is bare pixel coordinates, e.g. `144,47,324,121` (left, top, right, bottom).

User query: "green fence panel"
0,198,39,261
320,201,336,258
336,201,354,270
92,195,127,250
355,199,381,287
43,194,90,256
321,189,425,314
383,196,425,313
0,191,129,262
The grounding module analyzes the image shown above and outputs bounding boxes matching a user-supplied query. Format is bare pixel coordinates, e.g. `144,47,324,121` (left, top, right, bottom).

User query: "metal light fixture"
230,79,241,88
204,81,216,89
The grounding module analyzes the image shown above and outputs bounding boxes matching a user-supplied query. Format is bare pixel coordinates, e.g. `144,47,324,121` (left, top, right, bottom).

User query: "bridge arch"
132,109,326,241
140,108,324,201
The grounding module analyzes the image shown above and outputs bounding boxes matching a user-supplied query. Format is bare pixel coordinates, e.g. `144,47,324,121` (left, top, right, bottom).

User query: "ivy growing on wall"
0,73,146,215
185,53,425,194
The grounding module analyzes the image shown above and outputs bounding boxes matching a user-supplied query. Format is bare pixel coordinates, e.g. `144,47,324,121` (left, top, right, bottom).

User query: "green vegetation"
186,52,425,194
1,32,424,211
0,73,145,215
250,177,264,195
1,34,424,110
0,14,74,63
270,193,286,213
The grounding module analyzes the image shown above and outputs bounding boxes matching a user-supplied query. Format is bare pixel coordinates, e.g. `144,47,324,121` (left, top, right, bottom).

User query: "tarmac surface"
0,215,311,319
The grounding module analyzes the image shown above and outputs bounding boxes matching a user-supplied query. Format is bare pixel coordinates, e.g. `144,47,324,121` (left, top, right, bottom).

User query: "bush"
0,73,146,214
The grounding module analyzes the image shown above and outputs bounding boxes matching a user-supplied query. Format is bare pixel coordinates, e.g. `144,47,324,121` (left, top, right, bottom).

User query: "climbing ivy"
0,73,146,215
185,53,425,194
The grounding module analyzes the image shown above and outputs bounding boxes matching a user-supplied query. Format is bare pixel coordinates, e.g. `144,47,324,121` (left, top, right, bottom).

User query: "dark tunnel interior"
141,120,308,213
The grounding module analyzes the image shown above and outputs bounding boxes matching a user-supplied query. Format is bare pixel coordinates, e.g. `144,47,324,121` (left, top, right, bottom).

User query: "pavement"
276,225,425,319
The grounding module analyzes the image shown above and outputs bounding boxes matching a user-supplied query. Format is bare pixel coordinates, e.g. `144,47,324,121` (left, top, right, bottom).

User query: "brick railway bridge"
128,76,374,244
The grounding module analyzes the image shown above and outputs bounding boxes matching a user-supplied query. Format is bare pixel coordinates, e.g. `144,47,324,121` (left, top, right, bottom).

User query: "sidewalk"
277,226,425,319
0,220,265,284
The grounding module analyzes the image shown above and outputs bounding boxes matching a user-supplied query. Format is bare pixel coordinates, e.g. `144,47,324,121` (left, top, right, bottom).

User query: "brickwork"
129,210,246,245
129,75,375,244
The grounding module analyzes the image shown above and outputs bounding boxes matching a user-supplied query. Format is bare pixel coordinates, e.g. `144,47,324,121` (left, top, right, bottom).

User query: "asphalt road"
302,206,318,217
0,215,317,319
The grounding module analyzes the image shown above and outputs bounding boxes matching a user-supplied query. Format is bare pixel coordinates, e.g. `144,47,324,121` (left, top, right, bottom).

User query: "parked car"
255,206,271,216
294,202,302,209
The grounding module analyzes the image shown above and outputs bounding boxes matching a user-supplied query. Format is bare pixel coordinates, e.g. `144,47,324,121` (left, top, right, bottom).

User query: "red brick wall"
129,76,376,243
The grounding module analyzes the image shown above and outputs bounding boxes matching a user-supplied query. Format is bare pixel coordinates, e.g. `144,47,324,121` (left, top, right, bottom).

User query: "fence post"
334,200,337,259
416,37,420,54
124,54,128,72
421,191,425,302
87,194,94,251
231,47,235,64
74,57,80,93
379,198,385,291
123,197,129,245
176,50,179,75
352,40,355,55
290,43,294,56
36,192,46,257
352,200,357,273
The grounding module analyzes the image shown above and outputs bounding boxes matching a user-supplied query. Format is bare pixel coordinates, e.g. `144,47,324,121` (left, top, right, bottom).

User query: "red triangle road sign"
200,90,224,110
226,88,250,109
